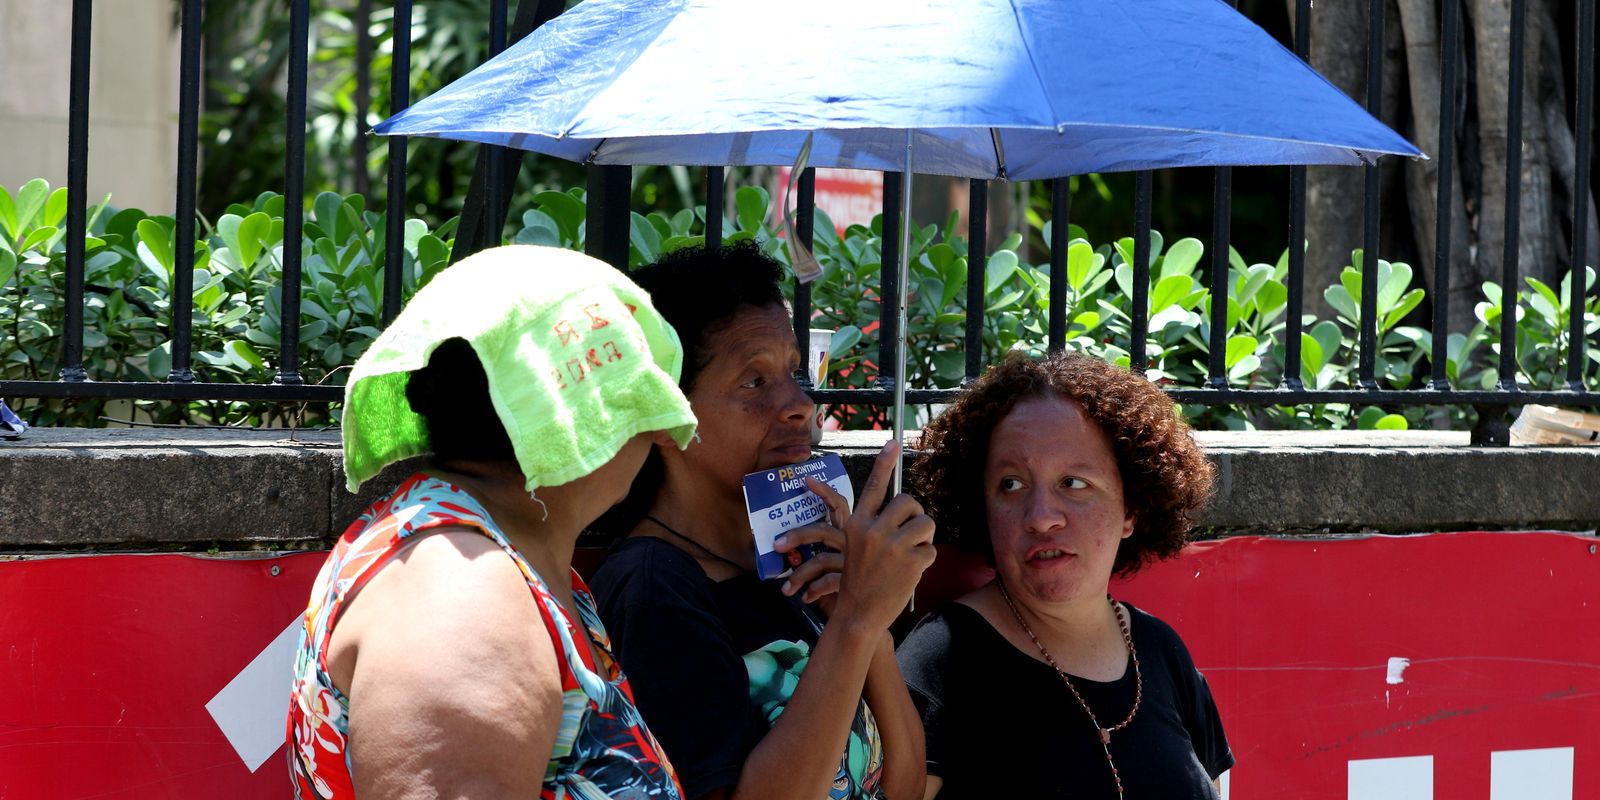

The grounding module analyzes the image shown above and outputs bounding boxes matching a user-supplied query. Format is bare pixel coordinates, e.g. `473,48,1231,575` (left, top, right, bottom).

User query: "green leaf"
1356,405,1387,429
930,350,965,383
238,212,270,269
1150,274,1194,314
1066,242,1097,293
1299,333,1326,376
1227,354,1260,382
1325,284,1360,324
313,192,344,241
1254,279,1287,317
136,218,174,273
735,185,770,233
1377,260,1412,312
0,249,15,287
14,178,49,232
147,341,172,380
1235,264,1273,307
1224,334,1257,369
1374,413,1408,430
1160,237,1203,281
1383,288,1425,331
226,340,265,370
516,210,562,247
534,191,586,243
0,186,16,239
42,187,68,228
829,325,862,357
1070,310,1103,334
1310,320,1343,367
985,250,1019,294
628,211,662,265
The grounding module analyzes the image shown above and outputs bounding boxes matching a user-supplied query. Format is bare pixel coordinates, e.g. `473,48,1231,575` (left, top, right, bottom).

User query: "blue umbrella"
377,0,1421,483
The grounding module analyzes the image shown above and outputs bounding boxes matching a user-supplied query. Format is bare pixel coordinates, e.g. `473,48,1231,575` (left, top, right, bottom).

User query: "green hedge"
4,179,1595,429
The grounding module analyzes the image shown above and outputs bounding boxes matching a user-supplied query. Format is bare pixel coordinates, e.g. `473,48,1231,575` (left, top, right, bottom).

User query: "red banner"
2,533,1595,798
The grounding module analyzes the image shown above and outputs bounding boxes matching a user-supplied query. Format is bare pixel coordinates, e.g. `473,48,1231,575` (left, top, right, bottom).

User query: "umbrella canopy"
375,0,1421,177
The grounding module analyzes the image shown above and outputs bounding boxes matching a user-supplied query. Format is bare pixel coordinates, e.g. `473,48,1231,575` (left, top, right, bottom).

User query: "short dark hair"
627,240,787,392
590,241,789,535
405,337,515,464
910,351,1215,577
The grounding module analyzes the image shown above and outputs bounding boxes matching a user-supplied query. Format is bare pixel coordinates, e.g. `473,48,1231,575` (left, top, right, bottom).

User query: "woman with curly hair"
897,351,1232,799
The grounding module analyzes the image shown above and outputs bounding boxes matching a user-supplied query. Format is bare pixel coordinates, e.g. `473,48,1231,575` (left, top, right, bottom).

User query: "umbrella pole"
892,130,914,495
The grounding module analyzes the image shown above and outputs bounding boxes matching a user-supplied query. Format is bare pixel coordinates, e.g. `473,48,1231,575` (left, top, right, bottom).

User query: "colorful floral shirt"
287,473,683,800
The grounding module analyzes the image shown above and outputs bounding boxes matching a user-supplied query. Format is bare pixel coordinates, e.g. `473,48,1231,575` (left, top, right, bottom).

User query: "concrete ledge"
1,428,1596,548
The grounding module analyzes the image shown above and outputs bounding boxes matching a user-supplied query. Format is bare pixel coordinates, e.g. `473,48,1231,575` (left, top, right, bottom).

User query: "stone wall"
2,428,1596,549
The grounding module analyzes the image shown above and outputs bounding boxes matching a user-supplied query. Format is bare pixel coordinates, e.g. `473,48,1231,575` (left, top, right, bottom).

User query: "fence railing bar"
1210,0,1238,385
60,0,92,383
1130,171,1153,373
353,0,373,198
584,165,631,269
274,0,311,386
793,167,815,381
1283,0,1312,390
1049,178,1070,352
1431,0,1460,390
806,387,1600,406
7,378,1599,407
965,179,988,380
705,167,724,249
382,0,413,326
1358,0,1384,389
1570,0,1595,389
1500,0,1527,389
1207,167,1233,388
170,0,204,384
484,0,509,249
878,171,904,390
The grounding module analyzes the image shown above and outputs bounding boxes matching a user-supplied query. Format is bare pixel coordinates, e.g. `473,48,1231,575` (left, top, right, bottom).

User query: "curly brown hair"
910,351,1215,576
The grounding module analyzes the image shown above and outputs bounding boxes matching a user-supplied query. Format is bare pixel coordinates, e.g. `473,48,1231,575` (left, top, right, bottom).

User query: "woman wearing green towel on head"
287,246,695,800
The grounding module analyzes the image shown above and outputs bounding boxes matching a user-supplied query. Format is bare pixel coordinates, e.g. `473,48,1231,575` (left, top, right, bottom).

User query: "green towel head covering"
341,245,697,492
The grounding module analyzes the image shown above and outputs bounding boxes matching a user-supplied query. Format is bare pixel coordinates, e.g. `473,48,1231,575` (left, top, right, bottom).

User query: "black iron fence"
4,0,1600,442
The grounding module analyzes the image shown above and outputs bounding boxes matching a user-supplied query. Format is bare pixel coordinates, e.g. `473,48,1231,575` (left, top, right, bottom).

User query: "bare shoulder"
337,529,566,798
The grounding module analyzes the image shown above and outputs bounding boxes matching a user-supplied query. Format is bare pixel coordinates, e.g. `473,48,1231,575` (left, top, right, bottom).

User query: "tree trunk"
1463,0,1567,326
1297,1,1372,319
1536,0,1600,283
1397,0,1474,328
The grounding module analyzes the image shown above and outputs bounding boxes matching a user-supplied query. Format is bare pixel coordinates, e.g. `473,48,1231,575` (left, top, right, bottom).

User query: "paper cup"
808,329,833,444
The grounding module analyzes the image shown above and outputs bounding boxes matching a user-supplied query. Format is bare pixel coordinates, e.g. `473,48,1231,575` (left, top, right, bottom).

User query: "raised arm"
732,442,933,800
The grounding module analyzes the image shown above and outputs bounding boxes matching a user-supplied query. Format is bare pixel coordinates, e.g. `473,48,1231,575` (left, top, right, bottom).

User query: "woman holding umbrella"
590,242,934,800
287,246,696,799
900,351,1232,799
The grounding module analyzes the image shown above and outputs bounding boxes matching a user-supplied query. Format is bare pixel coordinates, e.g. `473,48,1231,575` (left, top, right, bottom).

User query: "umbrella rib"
990,128,1008,180
1006,0,1064,132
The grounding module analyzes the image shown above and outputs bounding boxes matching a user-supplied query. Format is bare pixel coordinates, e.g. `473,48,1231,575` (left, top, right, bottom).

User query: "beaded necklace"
997,581,1143,799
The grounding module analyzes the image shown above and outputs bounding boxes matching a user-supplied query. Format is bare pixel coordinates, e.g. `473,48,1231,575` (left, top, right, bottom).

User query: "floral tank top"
287,473,684,800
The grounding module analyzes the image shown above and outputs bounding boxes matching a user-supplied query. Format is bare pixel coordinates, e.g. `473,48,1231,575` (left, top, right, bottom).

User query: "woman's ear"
1120,511,1136,540
652,429,679,448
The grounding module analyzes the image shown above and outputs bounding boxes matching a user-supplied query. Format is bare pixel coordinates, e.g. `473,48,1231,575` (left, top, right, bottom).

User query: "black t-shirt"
897,601,1233,799
591,536,887,800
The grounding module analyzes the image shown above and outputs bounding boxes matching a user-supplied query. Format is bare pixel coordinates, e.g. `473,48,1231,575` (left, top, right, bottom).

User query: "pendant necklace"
998,580,1142,799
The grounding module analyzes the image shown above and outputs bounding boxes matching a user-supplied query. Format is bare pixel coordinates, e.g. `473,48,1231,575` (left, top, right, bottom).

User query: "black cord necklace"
644,514,750,574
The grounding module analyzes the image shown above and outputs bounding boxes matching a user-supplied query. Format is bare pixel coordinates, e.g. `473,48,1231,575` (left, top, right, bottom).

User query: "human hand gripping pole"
780,441,935,632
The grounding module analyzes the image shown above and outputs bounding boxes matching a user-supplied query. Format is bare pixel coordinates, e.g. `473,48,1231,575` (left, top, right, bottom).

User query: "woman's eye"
740,374,766,389
999,477,1024,492
1063,477,1089,489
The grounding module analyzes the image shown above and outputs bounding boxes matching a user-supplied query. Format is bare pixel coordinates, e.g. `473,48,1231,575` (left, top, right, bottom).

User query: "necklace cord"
997,580,1142,799
643,514,750,574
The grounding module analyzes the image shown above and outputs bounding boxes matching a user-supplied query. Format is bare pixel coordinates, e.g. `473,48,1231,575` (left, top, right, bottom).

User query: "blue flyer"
742,452,854,580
